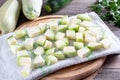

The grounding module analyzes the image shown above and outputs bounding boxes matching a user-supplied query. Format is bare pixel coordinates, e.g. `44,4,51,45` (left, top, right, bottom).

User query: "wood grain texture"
17,15,106,80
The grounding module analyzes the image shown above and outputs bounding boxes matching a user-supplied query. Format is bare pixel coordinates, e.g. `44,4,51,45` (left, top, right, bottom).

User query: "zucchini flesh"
45,55,58,65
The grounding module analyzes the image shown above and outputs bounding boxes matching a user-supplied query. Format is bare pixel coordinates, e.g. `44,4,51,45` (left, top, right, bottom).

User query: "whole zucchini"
44,0,72,12
22,0,43,20
0,0,21,34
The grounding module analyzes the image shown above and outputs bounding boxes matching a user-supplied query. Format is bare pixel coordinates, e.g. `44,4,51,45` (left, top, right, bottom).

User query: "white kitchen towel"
0,12,120,80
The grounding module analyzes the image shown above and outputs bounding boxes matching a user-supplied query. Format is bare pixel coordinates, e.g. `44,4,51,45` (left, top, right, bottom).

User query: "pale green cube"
14,30,26,39
77,47,91,58
25,38,34,50
36,35,46,46
17,50,29,57
26,27,41,37
59,16,69,25
63,46,76,58
69,24,80,32
100,39,111,49
49,21,58,31
80,21,97,28
18,57,31,66
55,40,66,50
71,18,81,24
21,65,32,77
58,25,68,32
33,55,45,67
84,33,96,43
38,23,47,33
76,32,83,42
45,29,55,40
55,32,65,40
61,37,69,45
66,30,75,40
45,48,55,55
77,13,92,21
73,42,84,49
7,36,18,45
34,47,44,56
44,40,53,49
10,44,23,54
78,27,86,32
88,42,102,50
45,55,58,65
54,51,65,60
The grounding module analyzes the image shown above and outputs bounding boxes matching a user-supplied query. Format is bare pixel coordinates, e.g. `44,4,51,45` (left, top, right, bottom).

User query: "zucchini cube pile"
7,13,111,77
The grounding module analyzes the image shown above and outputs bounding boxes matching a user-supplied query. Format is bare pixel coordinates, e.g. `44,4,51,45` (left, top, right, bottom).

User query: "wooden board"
17,15,106,80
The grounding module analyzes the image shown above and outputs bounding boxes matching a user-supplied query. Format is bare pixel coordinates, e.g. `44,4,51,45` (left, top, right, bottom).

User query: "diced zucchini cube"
76,32,84,42
102,32,108,39
26,27,41,37
59,16,69,25
77,47,91,58
58,25,68,32
78,27,86,32
45,29,55,40
55,40,66,50
55,32,65,40
10,44,23,54
44,40,52,49
80,21,97,28
63,46,76,58
45,55,58,65
77,13,92,21
45,48,55,55
71,18,81,24
88,42,102,50
7,36,18,45
14,30,26,39
87,27,103,41
25,38,34,50
34,47,44,56
33,55,45,68
100,39,111,49
61,37,69,45
84,33,96,43
87,27,102,35
36,35,46,46
18,57,31,66
69,24,80,32
54,51,65,60
38,23,47,33
73,42,84,49
21,65,32,77
84,30,96,37
49,21,58,31
17,50,29,57
66,30,75,40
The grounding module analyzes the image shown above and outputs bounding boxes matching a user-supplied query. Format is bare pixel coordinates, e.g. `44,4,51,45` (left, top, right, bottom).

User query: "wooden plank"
95,68,120,80
103,55,120,69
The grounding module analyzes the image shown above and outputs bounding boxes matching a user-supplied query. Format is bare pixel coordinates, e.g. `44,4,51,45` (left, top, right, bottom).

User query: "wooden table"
0,0,120,80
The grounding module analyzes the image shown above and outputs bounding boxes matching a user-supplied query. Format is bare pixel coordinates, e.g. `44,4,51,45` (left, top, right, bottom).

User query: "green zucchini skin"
44,0,72,12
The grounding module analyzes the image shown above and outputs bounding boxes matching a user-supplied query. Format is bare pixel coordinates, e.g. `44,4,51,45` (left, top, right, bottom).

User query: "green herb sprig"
91,0,120,27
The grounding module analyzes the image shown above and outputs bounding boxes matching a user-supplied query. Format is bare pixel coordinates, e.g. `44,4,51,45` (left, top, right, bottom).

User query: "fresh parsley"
91,0,120,27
